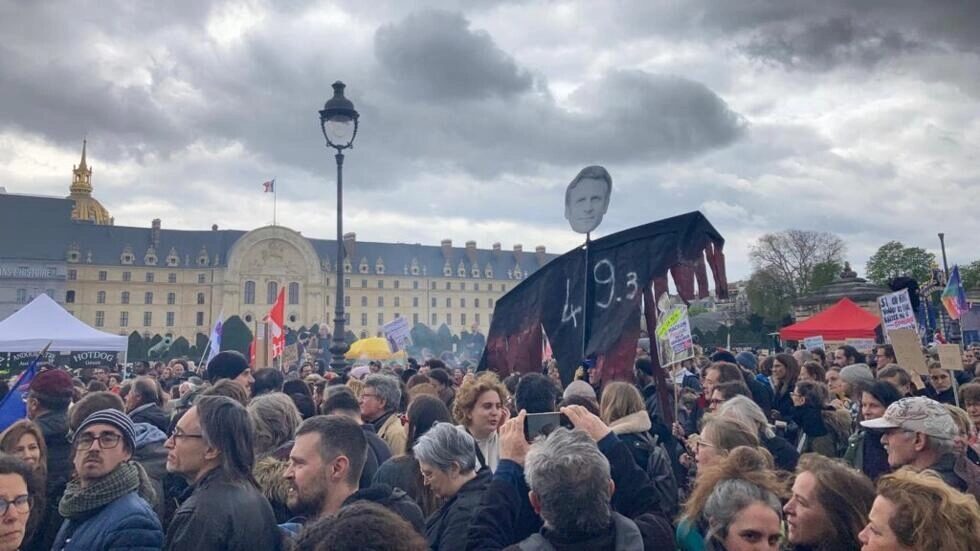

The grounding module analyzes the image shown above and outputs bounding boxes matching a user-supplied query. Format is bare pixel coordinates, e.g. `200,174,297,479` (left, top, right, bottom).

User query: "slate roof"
0,193,76,261
0,192,557,279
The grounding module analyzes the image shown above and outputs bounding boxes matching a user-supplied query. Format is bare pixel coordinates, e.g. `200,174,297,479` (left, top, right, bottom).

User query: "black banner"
0,350,120,379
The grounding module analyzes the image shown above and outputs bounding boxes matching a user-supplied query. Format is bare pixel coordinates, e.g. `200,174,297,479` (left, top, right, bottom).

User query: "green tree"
127,331,145,361
750,229,846,296
810,261,843,291
745,268,796,325
221,316,253,356
959,260,980,290
865,241,936,285
169,336,190,359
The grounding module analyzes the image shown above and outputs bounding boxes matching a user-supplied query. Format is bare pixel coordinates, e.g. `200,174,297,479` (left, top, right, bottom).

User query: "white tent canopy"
0,294,128,353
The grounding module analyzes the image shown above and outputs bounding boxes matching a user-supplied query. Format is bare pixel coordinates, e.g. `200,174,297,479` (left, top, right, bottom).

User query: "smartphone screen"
523,412,573,440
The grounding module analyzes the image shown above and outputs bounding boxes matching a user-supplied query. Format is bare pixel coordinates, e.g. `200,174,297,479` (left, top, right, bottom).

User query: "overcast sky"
1,1,978,281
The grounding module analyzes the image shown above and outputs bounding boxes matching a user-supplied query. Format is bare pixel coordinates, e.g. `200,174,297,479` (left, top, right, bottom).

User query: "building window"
167,292,176,305
289,282,299,305
361,279,367,289
474,283,479,291
121,291,130,304
378,280,384,289
431,313,437,325
500,284,506,292
377,313,384,325
196,292,205,305
119,271,129,282
445,298,451,308
377,296,384,307
166,312,175,327
68,269,77,281
168,273,177,283
196,312,204,326
145,272,154,283
394,312,400,318
430,281,436,290
96,291,106,304
325,295,330,306
413,281,419,290
144,292,153,305
445,282,451,290
345,296,351,307
461,313,467,326
344,279,350,288
413,313,419,325
413,297,419,307
98,271,107,281
65,290,75,303
459,282,465,290
267,281,278,304
45,288,55,299
345,313,350,325
460,298,466,308
361,296,368,307
394,280,400,289
360,313,368,326
446,313,452,325
360,330,368,339
95,311,105,327
16,289,27,303
143,312,152,327
475,313,481,325
244,281,256,304
488,298,494,308
120,312,129,327
394,297,400,307
431,297,437,308
475,298,480,308
198,273,206,283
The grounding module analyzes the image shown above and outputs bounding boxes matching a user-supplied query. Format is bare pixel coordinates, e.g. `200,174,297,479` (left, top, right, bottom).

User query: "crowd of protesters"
0,341,977,550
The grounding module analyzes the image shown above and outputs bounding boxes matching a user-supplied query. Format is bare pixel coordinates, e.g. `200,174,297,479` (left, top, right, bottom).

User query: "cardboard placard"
846,338,876,354
803,336,825,351
878,289,918,337
281,343,299,366
938,343,963,372
890,328,928,375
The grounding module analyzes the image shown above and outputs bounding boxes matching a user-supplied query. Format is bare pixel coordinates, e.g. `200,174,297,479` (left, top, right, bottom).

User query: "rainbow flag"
941,265,969,320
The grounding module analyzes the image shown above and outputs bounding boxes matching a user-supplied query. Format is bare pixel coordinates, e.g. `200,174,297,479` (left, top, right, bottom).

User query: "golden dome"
67,140,113,225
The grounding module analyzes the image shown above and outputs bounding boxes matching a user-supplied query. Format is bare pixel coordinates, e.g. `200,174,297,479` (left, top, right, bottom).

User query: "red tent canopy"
779,297,881,341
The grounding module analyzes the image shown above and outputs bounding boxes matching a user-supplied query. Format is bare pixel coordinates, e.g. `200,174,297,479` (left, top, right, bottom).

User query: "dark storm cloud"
742,17,924,71
374,10,535,100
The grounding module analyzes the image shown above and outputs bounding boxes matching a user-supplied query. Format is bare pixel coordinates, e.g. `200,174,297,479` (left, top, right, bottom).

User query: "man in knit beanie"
51,409,162,549
206,350,254,397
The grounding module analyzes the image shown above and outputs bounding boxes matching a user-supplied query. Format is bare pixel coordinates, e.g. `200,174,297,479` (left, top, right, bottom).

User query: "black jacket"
427,469,491,551
129,403,171,434
342,483,425,534
466,433,674,551
744,375,774,418
34,409,70,551
762,434,800,472
164,469,283,551
361,424,392,489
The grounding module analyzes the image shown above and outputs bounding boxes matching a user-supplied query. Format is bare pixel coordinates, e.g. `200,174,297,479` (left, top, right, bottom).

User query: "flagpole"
273,182,277,226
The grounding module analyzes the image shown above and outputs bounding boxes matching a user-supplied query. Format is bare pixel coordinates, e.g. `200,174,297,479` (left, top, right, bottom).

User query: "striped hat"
75,409,137,451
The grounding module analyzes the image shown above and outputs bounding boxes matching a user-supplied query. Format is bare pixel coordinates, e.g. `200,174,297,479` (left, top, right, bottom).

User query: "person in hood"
52,409,163,550
126,377,170,433
248,392,302,523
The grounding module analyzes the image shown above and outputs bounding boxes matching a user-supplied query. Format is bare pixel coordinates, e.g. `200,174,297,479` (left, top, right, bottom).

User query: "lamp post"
319,81,359,373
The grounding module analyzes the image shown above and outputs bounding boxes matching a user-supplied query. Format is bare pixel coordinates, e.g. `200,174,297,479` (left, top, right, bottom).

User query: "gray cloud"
374,10,535,100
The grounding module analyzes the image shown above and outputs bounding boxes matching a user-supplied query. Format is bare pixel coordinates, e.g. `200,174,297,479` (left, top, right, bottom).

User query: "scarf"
59,461,154,519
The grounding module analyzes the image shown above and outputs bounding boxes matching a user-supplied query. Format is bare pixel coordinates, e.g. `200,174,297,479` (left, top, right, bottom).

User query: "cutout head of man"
564,166,612,234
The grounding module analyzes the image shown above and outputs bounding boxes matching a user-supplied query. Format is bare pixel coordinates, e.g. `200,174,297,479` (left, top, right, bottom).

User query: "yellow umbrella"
344,337,406,360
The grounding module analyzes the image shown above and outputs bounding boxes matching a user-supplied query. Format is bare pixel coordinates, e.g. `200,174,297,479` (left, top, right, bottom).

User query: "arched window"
244,281,256,304
288,282,300,305
267,281,278,304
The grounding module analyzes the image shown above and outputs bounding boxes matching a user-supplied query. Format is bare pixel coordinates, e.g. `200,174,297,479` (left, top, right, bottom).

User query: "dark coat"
133,423,169,523
342,483,426,534
426,469,491,551
164,469,282,551
744,375,774,418
129,403,171,434
466,434,674,551
374,455,442,518
504,512,643,551
361,424,391,489
51,491,163,551
762,434,800,472
34,409,71,551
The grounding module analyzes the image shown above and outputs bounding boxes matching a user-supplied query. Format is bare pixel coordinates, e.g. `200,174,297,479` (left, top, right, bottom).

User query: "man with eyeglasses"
359,375,407,456
51,409,163,549
861,396,968,492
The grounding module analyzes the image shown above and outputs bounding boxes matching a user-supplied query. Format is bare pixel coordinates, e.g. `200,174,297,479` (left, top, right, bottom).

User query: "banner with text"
383,317,413,353
655,294,694,367
878,289,918,338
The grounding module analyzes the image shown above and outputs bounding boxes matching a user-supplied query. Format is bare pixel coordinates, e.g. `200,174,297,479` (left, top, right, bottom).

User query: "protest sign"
803,336,825,351
938,344,963,371
383,317,413,352
655,294,694,367
890,328,928,375
281,343,299,366
878,289,917,337
845,338,877,354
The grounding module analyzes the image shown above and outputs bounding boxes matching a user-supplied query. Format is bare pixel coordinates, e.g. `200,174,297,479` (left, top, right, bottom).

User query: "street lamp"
320,81,360,373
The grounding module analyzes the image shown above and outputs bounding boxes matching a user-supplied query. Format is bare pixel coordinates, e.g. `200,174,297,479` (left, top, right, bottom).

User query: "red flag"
267,288,285,358
248,339,256,366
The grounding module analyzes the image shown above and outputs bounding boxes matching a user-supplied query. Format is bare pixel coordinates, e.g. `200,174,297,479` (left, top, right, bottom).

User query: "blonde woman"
859,469,980,551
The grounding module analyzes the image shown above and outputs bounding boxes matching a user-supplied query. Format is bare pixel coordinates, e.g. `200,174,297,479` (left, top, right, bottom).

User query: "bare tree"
749,230,846,296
